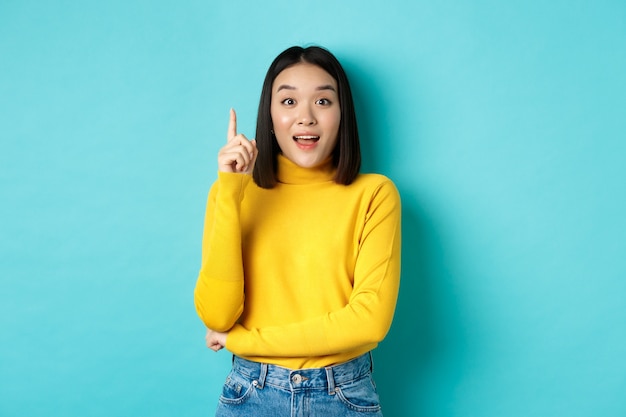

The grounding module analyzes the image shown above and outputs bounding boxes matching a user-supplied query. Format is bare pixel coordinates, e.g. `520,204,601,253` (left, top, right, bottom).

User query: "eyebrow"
275,84,337,93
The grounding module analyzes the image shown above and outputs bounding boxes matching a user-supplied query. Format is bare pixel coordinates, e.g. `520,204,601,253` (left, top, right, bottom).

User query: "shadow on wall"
342,56,385,176
374,201,442,417
346,56,455,416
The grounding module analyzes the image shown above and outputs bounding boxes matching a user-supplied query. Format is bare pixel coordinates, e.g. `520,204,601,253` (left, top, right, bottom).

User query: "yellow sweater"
194,154,401,369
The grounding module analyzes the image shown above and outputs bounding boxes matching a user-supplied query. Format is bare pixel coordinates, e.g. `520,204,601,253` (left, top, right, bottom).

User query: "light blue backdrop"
1,1,625,416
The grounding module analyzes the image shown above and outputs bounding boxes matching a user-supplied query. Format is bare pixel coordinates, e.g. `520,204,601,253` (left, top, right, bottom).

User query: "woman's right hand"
205,327,228,352
217,109,258,174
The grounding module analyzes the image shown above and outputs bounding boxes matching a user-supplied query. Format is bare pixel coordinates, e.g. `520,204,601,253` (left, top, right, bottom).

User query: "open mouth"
293,135,320,145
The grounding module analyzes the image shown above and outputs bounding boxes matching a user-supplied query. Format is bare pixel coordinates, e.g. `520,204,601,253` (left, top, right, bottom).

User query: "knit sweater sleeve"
193,172,251,332
226,180,402,357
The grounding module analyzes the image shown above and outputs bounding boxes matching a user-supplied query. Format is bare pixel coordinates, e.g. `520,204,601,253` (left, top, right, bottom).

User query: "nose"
297,104,316,125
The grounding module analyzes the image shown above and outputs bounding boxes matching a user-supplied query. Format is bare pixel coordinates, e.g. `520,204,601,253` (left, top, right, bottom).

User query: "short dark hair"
253,46,361,188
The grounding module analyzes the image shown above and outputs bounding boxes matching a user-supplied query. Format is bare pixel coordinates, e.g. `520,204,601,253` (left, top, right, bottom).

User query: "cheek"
328,110,341,135
270,109,291,131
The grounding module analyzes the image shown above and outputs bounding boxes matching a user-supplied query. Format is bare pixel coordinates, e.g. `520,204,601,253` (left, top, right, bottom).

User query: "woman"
194,45,401,416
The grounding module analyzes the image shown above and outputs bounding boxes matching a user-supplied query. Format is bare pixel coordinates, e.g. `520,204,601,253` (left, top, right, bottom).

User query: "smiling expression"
270,63,341,169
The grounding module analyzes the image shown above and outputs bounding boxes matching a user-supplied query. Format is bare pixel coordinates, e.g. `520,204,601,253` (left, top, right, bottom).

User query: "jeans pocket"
218,371,256,405
335,375,382,413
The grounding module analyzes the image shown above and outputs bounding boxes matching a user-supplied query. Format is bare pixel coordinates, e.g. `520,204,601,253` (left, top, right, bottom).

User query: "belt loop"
257,362,268,389
325,366,336,395
369,351,374,373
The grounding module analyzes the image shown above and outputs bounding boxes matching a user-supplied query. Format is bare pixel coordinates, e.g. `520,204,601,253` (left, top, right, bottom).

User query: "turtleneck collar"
276,154,336,185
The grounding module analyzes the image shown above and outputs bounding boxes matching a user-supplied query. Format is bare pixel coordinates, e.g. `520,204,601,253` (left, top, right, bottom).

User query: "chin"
296,154,330,168
293,159,318,168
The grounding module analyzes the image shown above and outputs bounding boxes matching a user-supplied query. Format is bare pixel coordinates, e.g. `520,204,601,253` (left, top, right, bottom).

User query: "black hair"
252,46,361,188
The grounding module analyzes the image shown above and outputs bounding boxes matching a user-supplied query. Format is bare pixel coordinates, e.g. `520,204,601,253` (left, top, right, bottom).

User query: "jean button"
292,374,302,384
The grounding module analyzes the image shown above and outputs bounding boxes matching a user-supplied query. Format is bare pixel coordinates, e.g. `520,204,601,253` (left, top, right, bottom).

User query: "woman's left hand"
205,328,228,352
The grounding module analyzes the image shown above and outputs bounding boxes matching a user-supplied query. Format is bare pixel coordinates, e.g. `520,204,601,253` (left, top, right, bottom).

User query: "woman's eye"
316,98,331,105
282,98,295,105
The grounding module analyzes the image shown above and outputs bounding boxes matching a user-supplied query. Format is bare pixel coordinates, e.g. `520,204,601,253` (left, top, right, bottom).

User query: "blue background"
1,1,625,416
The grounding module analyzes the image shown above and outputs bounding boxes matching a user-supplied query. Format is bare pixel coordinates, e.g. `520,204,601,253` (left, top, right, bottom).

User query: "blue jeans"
215,353,383,417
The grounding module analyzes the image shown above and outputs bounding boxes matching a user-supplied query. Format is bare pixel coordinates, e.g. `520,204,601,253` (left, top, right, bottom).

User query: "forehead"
272,63,337,91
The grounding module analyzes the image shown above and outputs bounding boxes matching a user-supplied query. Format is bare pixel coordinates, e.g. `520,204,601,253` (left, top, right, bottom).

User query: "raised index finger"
227,108,237,141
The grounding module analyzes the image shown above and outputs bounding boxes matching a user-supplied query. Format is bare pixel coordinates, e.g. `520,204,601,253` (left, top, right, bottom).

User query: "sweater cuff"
217,171,252,188
225,320,331,357
225,324,246,353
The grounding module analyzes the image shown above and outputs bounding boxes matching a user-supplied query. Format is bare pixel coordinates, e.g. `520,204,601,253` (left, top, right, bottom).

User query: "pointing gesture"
217,109,258,174
227,107,238,141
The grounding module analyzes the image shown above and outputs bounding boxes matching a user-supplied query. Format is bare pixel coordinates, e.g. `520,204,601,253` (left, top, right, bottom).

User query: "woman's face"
270,63,341,168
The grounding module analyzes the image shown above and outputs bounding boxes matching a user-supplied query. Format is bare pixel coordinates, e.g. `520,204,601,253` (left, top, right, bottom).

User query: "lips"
293,135,320,144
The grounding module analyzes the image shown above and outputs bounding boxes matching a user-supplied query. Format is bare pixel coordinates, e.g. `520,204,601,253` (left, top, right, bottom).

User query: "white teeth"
294,136,319,139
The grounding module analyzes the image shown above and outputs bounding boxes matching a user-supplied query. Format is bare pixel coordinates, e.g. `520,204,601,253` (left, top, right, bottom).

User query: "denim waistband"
231,353,373,394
